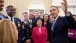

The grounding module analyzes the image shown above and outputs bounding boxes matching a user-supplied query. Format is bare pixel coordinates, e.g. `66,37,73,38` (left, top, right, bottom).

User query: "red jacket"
32,26,48,43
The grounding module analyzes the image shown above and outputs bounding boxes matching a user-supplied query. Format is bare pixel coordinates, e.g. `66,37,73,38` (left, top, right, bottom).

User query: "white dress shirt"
7,15,15,23
29,19,32,23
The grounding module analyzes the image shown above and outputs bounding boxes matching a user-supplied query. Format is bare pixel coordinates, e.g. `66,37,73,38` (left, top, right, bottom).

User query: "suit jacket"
22,21,32,41
32,26,47,43
5,16,22,43
5,16,22,32
42,22,51,41
5,16,22,34
50,13,76,43
30,19,35,29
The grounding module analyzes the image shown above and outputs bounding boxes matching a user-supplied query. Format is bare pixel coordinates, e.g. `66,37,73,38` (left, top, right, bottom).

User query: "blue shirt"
43,24,47,27
0,13,4,20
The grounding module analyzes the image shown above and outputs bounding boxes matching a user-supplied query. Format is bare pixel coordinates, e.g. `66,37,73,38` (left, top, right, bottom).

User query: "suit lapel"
37,26,42,37
5,16,9,19
40,27,43,37
14,18,16,24
36,27,41,37
53,16,61,33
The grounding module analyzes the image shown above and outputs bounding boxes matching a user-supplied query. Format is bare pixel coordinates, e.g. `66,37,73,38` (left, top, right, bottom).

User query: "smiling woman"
32,18,48,43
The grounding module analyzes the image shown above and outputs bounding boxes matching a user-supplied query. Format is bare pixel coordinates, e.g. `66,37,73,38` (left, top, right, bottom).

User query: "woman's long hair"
42,14,49,25
0,19,18,43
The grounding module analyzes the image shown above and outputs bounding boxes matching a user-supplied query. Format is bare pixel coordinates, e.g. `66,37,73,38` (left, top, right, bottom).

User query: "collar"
23,21,28,24
7,15,14,19
6,15,15,23
29,19,32,21
54,15,59,21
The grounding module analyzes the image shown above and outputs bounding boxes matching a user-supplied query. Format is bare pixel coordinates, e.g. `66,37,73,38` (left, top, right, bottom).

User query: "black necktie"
11,17,13,22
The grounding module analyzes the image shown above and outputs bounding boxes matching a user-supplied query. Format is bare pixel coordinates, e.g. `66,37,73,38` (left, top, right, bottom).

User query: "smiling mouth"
0,5,4,8
0,7,3,9
0,7,3,10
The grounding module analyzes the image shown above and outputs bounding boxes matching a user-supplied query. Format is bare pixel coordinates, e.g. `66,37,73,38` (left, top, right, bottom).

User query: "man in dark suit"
29,12,34,20
49,0,76,43
6,5,22,43
0,0,5,20
32,11,41,28
22,12,32,43
29,12,34,37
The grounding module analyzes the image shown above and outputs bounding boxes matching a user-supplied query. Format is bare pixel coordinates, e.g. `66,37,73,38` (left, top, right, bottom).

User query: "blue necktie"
51,20,56,32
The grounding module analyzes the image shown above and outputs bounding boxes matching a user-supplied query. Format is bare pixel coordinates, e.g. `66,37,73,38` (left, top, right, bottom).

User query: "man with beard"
6,5,22,43
0,0,5,20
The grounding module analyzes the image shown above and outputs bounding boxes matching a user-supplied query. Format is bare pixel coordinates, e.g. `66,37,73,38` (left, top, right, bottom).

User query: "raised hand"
62,0,69,14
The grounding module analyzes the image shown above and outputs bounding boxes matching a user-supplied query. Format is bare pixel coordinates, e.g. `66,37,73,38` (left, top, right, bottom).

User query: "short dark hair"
22,12,28,16
35,18,42,27
34,11,40,14
50,6,59,10
23,12,28,14
6,5,13,10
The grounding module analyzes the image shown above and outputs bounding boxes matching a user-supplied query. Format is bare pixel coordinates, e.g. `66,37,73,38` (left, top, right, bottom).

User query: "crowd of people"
0,0,76,43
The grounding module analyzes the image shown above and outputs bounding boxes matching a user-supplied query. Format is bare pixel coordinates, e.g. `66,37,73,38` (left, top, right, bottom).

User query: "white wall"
52,0,76,16
2,0,52,19
58,6,75,16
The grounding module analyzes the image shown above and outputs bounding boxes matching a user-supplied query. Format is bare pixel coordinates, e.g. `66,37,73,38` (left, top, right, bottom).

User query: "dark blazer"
50,13,76,43
42,22,52,41
14,18,22,33
5,16,22,43
21,21,32,42
5,16,22,32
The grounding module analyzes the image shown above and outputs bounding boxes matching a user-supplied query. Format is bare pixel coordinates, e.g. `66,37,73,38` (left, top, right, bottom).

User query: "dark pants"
18,32,23,43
